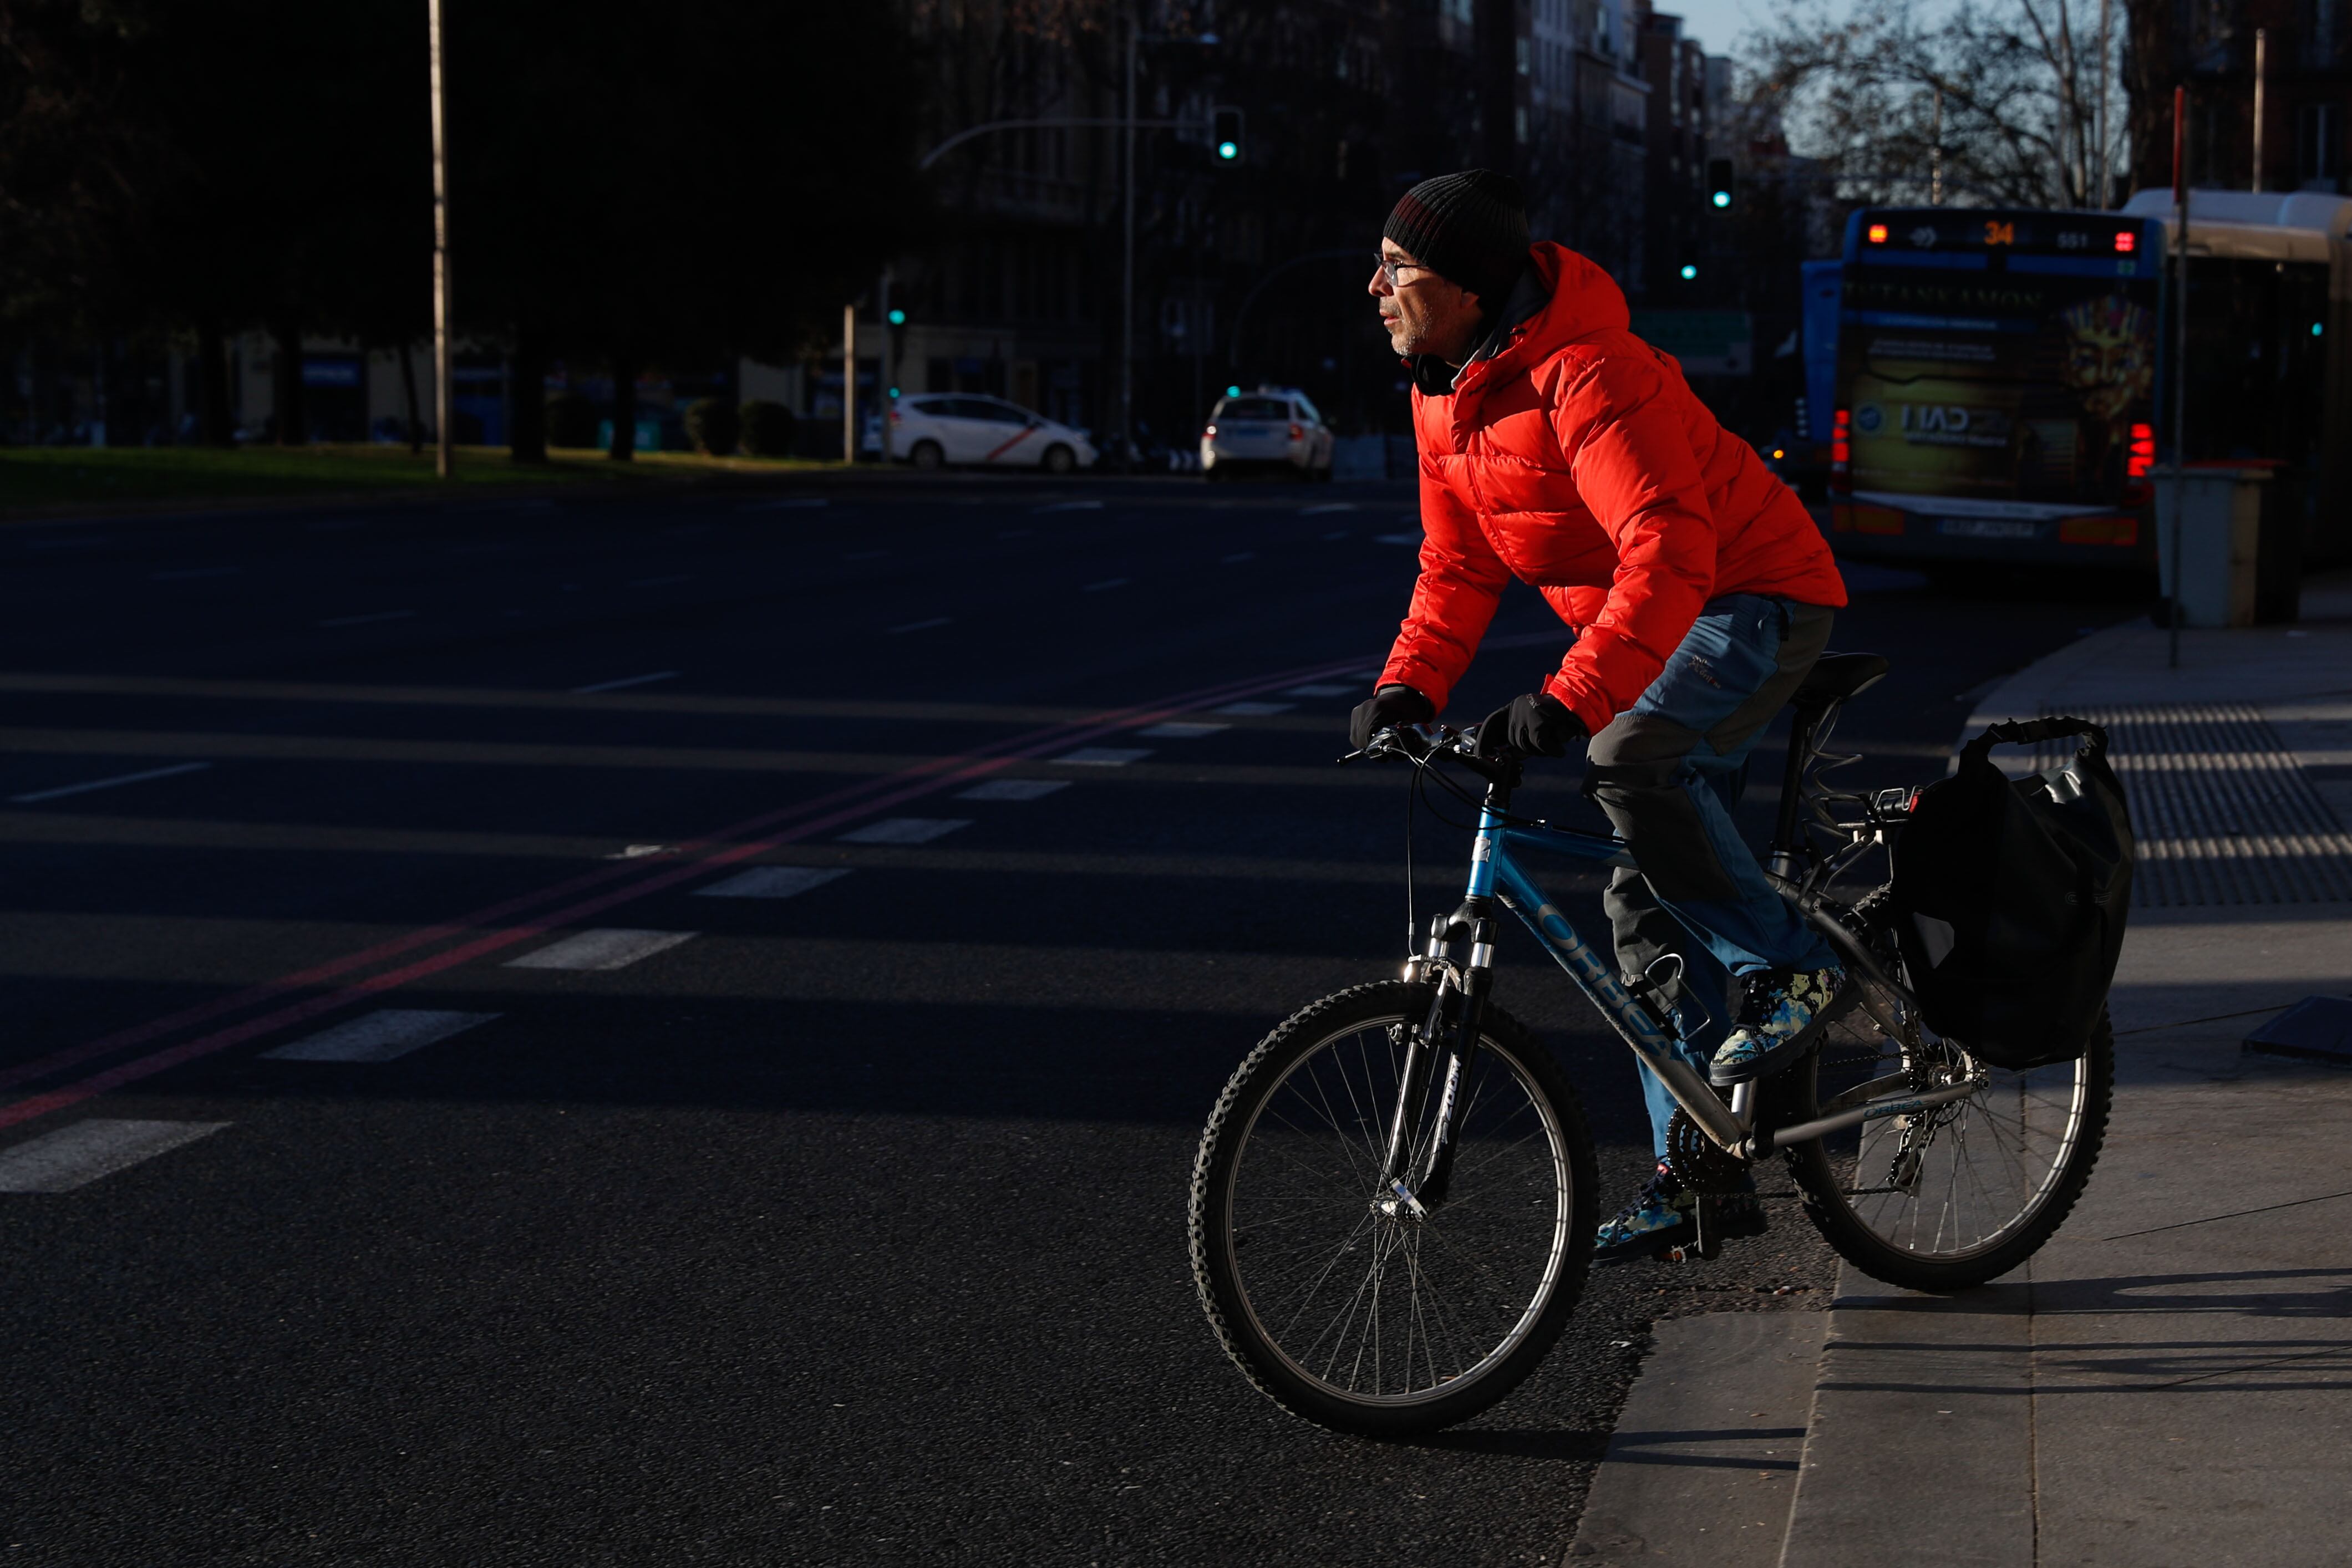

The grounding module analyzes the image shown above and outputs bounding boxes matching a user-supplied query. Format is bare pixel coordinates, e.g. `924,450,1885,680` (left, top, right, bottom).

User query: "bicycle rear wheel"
1189,980,1596,1437
1777,970,2113,1292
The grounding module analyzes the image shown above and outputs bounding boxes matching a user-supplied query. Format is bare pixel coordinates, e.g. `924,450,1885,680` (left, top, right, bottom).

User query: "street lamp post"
1120,8,1137,470
428,0,453,478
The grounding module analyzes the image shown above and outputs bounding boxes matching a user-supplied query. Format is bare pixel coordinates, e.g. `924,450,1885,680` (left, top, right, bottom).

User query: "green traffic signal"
1211,106,1244,165
887,308,906,326
1679,264,1698,281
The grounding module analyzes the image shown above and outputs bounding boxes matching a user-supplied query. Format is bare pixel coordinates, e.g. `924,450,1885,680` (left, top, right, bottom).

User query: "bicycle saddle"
1791,651,1888,711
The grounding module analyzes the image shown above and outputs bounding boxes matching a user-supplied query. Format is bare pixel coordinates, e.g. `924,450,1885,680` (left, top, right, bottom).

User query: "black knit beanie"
1383,170,1530,308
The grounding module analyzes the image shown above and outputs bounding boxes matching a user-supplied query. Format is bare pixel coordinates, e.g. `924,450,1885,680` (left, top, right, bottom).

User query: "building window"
2299,102,2341,189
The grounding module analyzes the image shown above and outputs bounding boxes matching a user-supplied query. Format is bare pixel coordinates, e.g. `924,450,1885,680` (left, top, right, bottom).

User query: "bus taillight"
1831,408,1852,492
2115,231,2137,254
1866,223,1889,245
2127,422,2155,478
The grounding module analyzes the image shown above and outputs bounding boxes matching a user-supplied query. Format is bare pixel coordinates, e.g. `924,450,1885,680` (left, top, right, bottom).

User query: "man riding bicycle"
1347,170,1851,1262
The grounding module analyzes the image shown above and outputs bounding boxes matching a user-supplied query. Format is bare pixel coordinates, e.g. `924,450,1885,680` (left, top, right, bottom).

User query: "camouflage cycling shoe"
1709,965,1845,1085
1593,1163,1696,1262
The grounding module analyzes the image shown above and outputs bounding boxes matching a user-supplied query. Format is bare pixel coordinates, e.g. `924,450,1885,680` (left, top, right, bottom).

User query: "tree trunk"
271,314,307,445
509,328,548,464
607,353,638,462
196,319,234,447
398,339,423,454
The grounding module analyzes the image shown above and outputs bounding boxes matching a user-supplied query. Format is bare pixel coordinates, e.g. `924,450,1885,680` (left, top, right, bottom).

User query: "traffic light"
1706,158,1734,211
1679,263,1698,281
1211,106,1244,164
886,307,907,355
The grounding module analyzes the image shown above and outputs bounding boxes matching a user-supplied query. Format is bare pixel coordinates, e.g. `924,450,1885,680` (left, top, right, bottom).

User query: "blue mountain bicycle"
1188,654,2115,1436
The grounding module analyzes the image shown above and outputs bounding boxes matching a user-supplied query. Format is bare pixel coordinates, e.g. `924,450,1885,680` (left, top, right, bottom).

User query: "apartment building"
765,0,1739,457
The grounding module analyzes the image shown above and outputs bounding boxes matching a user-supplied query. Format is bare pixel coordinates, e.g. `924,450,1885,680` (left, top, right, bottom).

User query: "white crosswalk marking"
837,817,971,845
1284,684,1355,698
264,1009,501,1063
0,1120,232,1193
956,779,1069,801
695,867,851,899
505,929,697,971
1136,721,1230,739
1053,747,1152,766
1212,701,1296,717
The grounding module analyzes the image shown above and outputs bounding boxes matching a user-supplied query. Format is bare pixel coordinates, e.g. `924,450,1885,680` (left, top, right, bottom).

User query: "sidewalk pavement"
1569,571,2352,1568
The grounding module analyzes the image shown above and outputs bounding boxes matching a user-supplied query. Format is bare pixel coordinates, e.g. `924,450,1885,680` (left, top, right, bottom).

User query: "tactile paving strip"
2002,703,2352,907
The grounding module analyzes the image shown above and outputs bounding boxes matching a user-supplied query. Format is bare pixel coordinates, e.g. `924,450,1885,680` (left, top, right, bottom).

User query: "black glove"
1348,684,1434,750
1475,692,1585,759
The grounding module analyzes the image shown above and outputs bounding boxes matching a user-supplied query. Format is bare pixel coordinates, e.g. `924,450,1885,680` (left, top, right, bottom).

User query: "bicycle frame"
1378,741,1984,1193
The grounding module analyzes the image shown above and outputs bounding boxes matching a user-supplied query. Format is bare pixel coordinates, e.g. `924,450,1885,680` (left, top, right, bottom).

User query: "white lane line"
627,574,693,589
957,778,1069,801
1284,684,1356,698
263,1009,501,1063
605,843,676,860
1301,502,1358,515
318,609,417,628
504,928,698,971
837,817,972,845
0,1119,231,1194
1082,577,1130,593
1220,551,1258,564
150,566,245,581
10,761,211,805
1212,701,1296,717
1373,533,1420,546
1035,500,1105,513
695,866,851,899
740,497,829,511
572,670,680,694
1054,747,1152,766
890,616,953,634
1137,721,1230,739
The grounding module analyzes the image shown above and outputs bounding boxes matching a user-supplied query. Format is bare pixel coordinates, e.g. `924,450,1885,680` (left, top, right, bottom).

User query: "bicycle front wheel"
1188,981,1597,1437
1779,976,2114,1292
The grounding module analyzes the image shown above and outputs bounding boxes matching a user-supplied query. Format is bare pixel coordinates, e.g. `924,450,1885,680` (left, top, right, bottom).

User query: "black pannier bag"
1889,717,2135,1070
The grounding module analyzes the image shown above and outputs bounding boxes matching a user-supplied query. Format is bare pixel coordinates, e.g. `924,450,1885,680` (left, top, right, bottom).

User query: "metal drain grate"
2000,703,2352,907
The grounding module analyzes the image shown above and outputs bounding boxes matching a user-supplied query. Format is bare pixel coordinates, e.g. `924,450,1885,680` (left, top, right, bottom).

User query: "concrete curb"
1565,1312,1827,1567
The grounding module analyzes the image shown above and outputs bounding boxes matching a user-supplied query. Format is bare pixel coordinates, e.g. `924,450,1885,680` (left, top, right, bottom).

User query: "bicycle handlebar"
1340,724,1521,788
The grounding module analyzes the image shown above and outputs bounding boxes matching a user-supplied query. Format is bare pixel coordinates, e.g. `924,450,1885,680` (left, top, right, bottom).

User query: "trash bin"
2152,465,2272,628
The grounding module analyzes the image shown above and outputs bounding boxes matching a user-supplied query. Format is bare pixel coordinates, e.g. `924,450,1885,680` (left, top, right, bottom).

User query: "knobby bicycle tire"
1188,980,1598,1437
1777,996,2115,1294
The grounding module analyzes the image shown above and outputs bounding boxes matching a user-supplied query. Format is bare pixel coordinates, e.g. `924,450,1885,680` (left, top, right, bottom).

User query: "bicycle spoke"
1220,1012,1572,1405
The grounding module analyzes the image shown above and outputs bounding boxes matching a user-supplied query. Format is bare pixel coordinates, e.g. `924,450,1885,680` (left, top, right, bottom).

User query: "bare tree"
1743,0,2129,210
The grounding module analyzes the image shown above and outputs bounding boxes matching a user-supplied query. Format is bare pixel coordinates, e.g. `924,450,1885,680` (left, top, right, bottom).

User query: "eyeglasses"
1372,253,1440,287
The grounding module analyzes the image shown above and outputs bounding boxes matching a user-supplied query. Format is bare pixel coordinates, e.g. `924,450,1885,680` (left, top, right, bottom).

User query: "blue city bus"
1829,195,2352,574
1828,206,2164,568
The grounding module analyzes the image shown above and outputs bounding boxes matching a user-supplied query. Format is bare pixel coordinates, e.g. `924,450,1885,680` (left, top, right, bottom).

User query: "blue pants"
1580,594,1840,1159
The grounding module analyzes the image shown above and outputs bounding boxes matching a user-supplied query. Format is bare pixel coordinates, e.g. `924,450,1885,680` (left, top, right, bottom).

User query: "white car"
1200,388,1335,481
889,395,1095,474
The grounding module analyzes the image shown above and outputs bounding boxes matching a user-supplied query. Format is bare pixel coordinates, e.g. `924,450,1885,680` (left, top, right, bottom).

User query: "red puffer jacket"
1379,241,1847,736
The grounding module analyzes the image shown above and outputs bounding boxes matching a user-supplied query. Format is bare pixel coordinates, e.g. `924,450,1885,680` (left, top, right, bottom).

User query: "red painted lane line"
0,654,1372,1129
0,660,1327,1099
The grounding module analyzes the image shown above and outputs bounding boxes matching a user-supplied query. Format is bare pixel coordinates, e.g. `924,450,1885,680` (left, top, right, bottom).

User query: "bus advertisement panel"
1831,208,2160,564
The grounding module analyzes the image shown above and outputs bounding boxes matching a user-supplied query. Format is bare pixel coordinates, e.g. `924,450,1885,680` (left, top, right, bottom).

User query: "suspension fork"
1381,782,1508,1205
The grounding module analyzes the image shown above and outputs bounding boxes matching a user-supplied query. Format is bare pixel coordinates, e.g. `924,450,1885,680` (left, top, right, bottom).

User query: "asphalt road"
0,474,2133,1566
